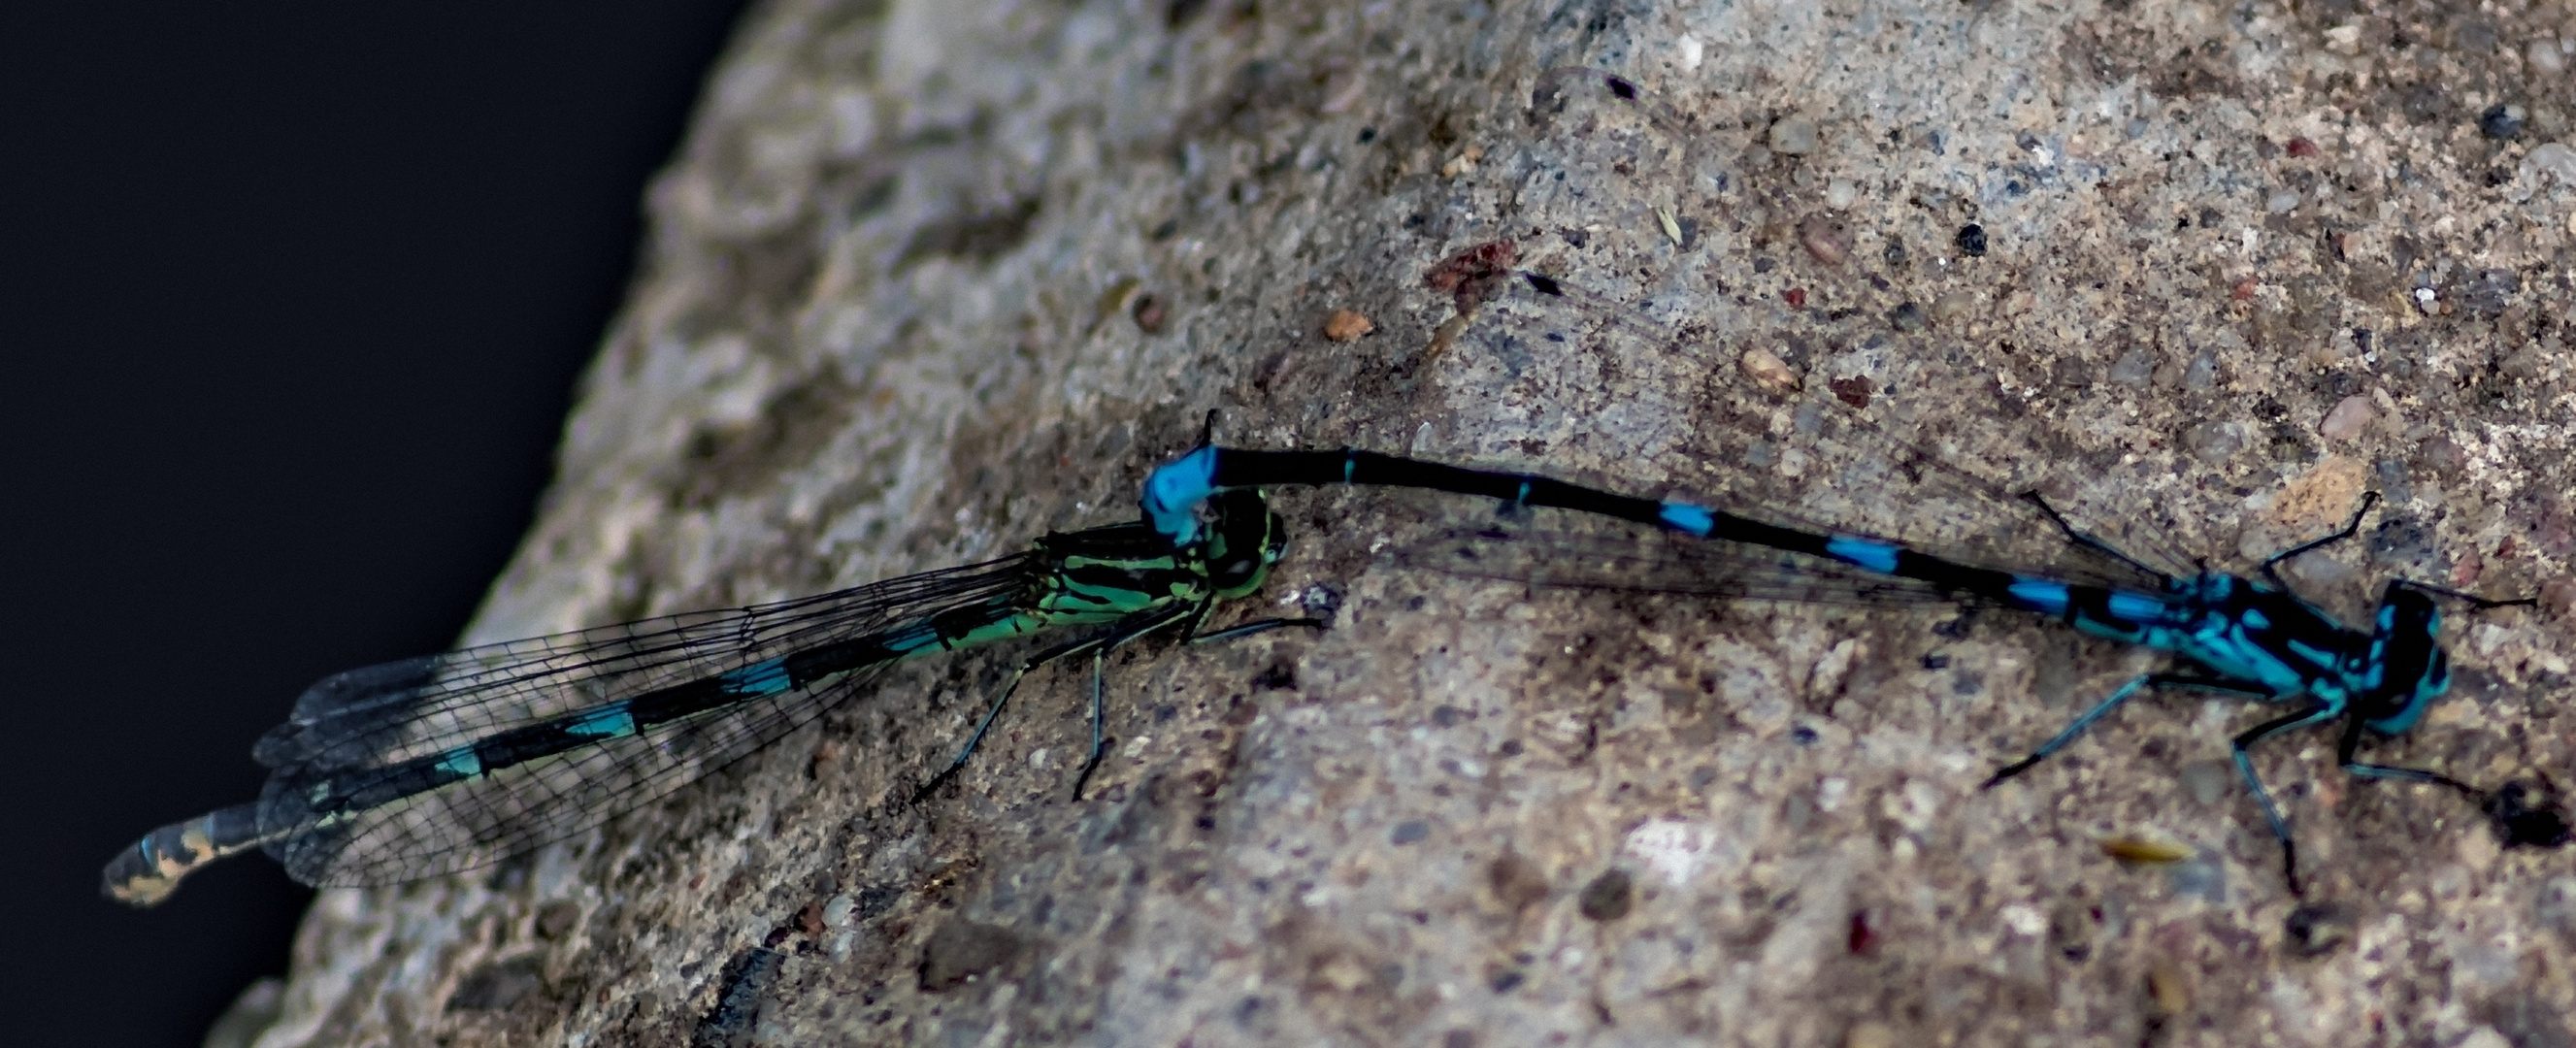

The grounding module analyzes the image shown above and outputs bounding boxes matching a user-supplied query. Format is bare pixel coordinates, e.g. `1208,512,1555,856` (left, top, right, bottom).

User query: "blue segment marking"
1658,503,1715,537
2006,579,2071,614
2105,591,2175,626
1826,536,1901,574
565,704,638,738
720,658,794,696
434,747,483,779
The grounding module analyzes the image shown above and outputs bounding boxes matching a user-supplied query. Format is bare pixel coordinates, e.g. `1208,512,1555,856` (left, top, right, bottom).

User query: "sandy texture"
226,0,2576,1044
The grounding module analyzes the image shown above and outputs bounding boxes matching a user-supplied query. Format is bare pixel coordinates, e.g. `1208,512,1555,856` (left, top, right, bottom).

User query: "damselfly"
1130,66,2568,901
103,487,1317,905
1145,427,2568,897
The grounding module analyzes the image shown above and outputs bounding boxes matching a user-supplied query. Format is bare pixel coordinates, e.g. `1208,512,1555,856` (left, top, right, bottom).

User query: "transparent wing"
246,553,1045,886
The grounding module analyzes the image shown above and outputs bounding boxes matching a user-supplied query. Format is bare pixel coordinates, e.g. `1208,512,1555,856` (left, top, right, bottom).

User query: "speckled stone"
225,0,2576,1045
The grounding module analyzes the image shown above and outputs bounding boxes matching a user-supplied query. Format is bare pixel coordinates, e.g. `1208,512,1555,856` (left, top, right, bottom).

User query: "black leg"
2329,703,2479,793
2331,709,2573,849
1189,616,1330,645
1067,606,1326,801
2019,491,2173,581
2386,577,2540,611
1983,672,2277,788
2230,704,2342,898
2259,492,2379,589
912,606,1191,804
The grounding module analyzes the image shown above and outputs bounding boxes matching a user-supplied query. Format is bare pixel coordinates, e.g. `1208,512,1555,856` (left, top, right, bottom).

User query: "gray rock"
235,0,2576,1044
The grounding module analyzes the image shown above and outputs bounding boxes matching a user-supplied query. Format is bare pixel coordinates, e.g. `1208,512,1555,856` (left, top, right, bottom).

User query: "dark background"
0,3,750,1044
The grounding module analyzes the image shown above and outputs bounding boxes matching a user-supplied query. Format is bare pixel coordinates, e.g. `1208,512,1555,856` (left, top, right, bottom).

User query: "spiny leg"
911,611,1183,804
2019,491,2175,581
2258,491,2379,589
2328,705,2570,847
2329,704,2478,792
2231,704,2342,898
1983,672,2275,789
2387,577,2539,611
1070,609,1330,800
1189,616,1330,645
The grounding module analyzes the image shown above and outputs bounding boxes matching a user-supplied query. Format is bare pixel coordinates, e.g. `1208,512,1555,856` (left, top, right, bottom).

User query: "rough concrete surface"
218,0,2576,1044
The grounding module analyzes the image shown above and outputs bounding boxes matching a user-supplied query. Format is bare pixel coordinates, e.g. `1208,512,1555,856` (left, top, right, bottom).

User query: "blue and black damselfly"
1141,264,2572,898
103,488,1319,905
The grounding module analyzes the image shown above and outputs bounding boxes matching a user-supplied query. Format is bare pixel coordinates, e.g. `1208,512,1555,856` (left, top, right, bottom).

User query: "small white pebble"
2001,903,2047,936
1739,346,1800,391
2532,37,2567,74
2265,189,2298,213
1769,115,1821,155
1817,777,1849,812
1676,34,1704,70
2414,286,2438,312
1825,178,1859,209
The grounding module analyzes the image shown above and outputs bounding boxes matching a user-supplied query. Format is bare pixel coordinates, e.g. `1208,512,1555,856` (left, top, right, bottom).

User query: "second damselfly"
103,485,1317,905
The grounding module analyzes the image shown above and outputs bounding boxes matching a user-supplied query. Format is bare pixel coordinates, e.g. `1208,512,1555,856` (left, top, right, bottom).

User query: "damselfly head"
2356,585,2449,736
1201,489,1287,597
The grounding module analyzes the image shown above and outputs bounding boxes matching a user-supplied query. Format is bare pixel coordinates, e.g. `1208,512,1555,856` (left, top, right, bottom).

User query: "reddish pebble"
1321,309,1375,342
2231,277,2259,301
1785,287,1807,308
1425,239,1518,292
1131,292,1168,333
2287,136,2321,158
2451,550,2485,590
1848,909,1880,955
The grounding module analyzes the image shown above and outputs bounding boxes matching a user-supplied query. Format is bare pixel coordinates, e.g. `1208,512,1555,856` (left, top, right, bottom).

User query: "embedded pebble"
2269,455,2369,533
2483,103,2527,140
1739,346,1800,391
2184,420,2243,463
1768,115,1820,155
2266,189,2299,213
2286,136,2321,157
1955,223,1987,256
1932,290,1976,322
2533,37,2568,74
1576,868,1634,921
1887,301,1926,331
2182,351,2219,388
2107,347,2155,384
1799,215,1851,264
2318,394,2375,441
2421,435,2466,475
2523,142,2576,185
1322,309,1375,342
1825,178,1859,209
2541,576,2576,620
1131,292,1168,333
